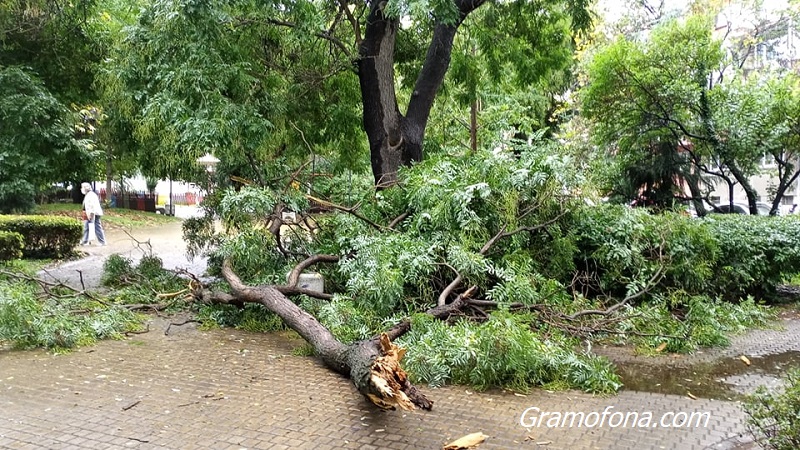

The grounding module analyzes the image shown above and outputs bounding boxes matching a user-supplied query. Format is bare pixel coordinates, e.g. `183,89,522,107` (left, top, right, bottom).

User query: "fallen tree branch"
1,269,104,303
215,259,432,410
286,254,340,288
388,211,410,229
566,268,666,320
305,194,392,232
165,319,201,336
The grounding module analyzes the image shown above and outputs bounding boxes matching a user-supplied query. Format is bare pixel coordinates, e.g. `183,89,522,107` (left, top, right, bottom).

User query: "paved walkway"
2,222,798,449
39,221,207,291
1,314,765,450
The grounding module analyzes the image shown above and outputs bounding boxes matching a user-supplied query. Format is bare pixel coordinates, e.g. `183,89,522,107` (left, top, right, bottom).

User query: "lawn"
34,203,181,230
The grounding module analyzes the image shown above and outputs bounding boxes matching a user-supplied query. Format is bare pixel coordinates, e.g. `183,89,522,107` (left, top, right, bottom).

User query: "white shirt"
83,190,104,218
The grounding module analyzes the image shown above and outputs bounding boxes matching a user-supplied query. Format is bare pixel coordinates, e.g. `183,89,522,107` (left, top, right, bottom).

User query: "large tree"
581,15,766,214
0,67,88,212
356,0,591,186
103,0,592,188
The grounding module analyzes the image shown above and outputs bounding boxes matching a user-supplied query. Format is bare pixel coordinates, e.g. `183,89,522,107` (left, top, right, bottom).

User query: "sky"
596,0,794,23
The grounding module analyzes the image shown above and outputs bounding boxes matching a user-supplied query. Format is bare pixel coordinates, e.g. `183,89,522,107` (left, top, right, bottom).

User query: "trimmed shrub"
570,205,800,302
0,230,24,261
0,215,82,259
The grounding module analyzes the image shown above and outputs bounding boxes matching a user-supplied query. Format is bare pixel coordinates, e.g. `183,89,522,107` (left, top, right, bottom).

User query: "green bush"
744,368,800,450
704,215,800,299
0,230,24,261
570,205,800,302
0,215,82,259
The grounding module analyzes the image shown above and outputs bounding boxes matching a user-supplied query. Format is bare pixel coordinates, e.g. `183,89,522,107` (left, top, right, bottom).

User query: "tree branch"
305,194,392,232
286,254,340,287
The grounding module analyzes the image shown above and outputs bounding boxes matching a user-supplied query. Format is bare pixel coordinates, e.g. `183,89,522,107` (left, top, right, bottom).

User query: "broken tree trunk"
206,260,433,411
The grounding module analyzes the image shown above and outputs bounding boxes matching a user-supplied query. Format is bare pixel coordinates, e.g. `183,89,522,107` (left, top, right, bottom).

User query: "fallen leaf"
740,355,751,366
443,432,488,450
687,392,697,400
655,342,668,352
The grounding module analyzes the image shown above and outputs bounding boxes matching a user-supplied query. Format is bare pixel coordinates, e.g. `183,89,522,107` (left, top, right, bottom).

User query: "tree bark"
357,1,485,187
209,260,433,411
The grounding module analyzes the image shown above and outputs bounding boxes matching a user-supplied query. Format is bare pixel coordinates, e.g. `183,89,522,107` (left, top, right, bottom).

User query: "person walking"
80,182,106,246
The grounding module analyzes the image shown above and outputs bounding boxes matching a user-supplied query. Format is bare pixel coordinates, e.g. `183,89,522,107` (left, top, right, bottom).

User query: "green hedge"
0,215,82,259
571,205,800,302
0,230,24,261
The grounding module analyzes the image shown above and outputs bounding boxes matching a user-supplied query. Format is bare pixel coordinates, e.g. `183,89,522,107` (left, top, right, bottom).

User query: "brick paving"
1,317,760,450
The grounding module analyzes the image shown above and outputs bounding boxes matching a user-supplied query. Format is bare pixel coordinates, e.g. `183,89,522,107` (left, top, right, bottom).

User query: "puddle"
617,351,800,400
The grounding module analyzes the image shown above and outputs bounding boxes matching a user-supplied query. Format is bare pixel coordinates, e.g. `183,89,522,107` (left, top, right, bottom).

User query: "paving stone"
1,315,790,450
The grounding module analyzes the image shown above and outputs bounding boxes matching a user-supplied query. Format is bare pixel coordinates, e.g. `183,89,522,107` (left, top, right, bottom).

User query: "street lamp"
196,153,220,173
196,153,220,202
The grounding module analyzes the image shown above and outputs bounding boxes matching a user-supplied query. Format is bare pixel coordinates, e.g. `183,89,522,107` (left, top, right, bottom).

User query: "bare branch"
566,265,666,320
305,194,391,232
286,254,340,287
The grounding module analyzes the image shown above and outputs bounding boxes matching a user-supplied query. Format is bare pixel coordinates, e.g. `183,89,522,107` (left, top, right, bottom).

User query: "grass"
34,203,181,230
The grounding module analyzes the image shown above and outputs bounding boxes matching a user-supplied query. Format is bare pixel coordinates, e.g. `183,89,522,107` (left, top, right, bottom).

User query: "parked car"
755,202,777,216
711,203,749,215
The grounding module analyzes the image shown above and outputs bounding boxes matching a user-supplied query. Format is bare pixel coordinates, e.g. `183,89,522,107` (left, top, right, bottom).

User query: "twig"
122,400,141,411
123,230,154,256
78,270,86,291
156,289,189,299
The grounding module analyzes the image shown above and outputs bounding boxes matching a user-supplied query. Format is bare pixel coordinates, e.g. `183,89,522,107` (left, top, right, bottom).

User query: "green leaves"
0,67,87,211
398,311,622,394
745,368,800,450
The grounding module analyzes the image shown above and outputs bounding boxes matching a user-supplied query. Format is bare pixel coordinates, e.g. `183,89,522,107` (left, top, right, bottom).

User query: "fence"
99,189,204,212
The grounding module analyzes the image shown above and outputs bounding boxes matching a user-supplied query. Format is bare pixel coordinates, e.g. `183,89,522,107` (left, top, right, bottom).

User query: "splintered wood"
443,432,489,449
366,333,415,410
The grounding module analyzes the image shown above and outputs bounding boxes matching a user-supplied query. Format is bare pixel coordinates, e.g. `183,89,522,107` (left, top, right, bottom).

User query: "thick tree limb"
216,260,432,410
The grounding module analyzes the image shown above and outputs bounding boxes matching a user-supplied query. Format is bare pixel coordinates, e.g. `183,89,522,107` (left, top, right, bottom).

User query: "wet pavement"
0,316,761,450
39,221,207,291
3,220,800,449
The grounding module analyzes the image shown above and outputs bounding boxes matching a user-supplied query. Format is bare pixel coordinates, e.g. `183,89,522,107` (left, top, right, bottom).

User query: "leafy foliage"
0,231,24,261
398,311,621,394
100,0,366,185
196,303,286,333
570,205,800,301
0,68,90,212
0,271,141,351
102,254,188,309
745,368,800,450
616,294,773,353
579,15,768,209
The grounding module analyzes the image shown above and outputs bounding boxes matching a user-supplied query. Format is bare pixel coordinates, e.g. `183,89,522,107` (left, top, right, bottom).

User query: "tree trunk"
726,162,758,214
357,1,485,187
210,261,433,411
771,161,800,216
106,148,113,204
